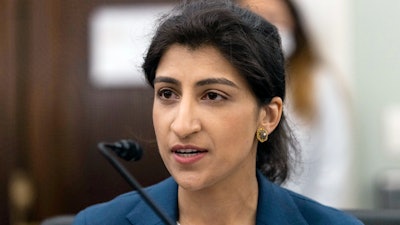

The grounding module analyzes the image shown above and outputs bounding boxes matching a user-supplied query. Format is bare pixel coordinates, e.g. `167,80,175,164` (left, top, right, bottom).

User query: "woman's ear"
259,97,283,133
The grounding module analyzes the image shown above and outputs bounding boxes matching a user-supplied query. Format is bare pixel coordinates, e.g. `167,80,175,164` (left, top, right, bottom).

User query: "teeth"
178,153,199,158
176,149,199,154
175,149,206,157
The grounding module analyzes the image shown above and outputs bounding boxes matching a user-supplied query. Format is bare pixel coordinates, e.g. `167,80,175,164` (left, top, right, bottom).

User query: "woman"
236,0,356,208
73,1,362,224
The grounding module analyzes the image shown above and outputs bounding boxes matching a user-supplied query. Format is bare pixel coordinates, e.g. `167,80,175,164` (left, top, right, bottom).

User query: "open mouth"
174,149,207,157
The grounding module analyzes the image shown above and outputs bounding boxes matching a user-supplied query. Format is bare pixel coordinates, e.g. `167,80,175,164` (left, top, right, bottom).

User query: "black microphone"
103,139,143,161
98,140,175,225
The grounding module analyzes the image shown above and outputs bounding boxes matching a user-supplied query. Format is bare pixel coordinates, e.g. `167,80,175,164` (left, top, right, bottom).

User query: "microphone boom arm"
98,142,176,225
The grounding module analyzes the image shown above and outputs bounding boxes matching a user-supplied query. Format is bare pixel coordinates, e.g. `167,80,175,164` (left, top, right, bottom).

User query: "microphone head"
109,139,143,161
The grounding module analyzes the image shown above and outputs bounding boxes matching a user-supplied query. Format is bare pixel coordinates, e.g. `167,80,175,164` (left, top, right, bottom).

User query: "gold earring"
256,127,268,143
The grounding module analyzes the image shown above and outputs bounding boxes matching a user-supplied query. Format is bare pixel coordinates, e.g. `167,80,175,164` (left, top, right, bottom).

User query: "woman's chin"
174,173,209,192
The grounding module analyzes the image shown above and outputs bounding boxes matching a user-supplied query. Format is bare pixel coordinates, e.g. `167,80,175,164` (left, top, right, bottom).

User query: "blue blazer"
73,171,363,225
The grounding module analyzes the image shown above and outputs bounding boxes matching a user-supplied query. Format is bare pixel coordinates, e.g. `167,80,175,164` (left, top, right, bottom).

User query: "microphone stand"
98,143,176,225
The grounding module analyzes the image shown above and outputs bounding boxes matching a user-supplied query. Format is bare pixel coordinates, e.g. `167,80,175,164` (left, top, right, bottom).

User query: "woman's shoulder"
286,189,363,224
257,172,363,224
72,177,177,225
72,190,142,225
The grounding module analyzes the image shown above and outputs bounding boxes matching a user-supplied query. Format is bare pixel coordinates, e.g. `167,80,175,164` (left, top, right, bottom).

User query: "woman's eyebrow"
153,76,180,85
153,76,238,88
196,78,239,88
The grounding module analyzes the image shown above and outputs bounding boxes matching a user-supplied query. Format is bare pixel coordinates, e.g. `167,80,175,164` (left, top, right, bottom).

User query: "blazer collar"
255,171,307,225
126,171,307,225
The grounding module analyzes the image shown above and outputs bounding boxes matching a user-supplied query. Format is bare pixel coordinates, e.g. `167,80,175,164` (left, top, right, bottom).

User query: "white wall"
353,0,400,208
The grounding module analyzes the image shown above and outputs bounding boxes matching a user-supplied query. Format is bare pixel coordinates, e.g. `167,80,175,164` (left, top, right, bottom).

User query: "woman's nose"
170,99,201,139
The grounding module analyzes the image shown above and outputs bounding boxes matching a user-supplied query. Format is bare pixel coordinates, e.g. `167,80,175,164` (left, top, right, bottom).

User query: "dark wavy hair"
142,0,298,184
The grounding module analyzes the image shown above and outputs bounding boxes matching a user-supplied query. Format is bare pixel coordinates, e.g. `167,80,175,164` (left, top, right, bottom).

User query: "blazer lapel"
126,177,179,225
256,171,308,225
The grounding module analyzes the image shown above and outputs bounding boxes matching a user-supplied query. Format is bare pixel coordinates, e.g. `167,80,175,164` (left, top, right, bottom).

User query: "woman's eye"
202,91,226,101
157,89,175,99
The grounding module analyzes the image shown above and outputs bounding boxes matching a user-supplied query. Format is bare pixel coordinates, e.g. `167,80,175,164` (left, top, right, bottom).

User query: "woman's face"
153,44,265,191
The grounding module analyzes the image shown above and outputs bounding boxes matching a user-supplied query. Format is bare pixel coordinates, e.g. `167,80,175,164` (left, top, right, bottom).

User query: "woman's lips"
171,145,208,164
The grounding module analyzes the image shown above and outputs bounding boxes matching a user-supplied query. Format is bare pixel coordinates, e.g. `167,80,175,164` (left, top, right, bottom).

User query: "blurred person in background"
236,0,356,208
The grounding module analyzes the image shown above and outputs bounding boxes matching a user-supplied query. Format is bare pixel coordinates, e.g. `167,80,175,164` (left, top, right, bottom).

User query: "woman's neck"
177,172,258,225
